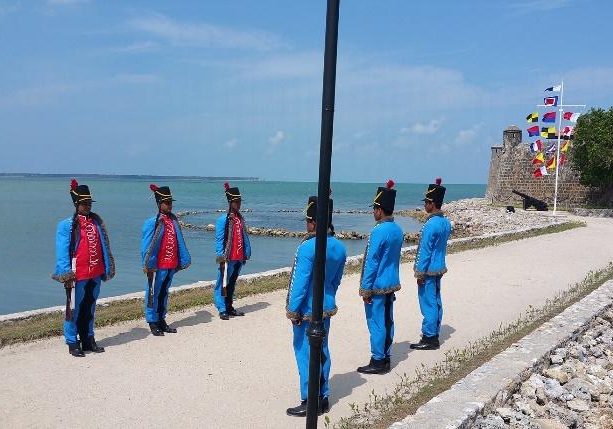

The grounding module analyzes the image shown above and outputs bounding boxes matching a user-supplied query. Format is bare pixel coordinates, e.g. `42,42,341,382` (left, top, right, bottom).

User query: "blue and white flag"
545,85,561,92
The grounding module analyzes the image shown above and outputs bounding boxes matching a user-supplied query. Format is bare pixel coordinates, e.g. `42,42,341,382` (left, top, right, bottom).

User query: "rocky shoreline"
178,198,565,243
473,307,613,429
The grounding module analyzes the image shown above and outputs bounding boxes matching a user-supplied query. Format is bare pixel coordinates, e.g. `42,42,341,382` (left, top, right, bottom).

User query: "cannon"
511,189,549,211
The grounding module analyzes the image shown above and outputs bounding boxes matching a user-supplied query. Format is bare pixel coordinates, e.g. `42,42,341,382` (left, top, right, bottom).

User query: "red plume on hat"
70,178,78,190
435,177,442,185
224,182,230,191
149,184,159,192
386,179,395,189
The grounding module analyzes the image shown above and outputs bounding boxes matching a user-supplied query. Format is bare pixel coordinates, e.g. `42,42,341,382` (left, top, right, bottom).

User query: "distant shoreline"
0,173,260,181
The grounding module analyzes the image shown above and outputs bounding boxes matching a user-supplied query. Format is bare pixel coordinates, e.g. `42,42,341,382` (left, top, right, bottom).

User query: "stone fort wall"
485,126,594,208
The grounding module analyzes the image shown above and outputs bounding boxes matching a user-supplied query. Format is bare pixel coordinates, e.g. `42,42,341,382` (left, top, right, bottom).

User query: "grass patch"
329,261,613,429
0,221,585,348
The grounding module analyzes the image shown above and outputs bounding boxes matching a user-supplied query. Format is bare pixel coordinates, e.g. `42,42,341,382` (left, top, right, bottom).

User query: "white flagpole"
553,81,564,215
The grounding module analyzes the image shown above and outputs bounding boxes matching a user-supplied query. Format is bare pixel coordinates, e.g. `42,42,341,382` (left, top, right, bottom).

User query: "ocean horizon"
0,176,486,314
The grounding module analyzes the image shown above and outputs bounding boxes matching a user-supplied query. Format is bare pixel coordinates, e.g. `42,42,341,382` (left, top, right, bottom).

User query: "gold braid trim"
413,268,447,279
52,271,75,283
359,284,401,297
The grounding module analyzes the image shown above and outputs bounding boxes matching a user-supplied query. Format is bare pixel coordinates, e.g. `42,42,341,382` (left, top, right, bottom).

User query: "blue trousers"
144,269,175,323
214,260,242,313
292,318,331,401
64,277,101,345
364,293,395,361
418,276,443,337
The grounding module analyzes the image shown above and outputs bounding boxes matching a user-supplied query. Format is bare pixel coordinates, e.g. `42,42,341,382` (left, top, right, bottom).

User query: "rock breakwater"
473,308,613,429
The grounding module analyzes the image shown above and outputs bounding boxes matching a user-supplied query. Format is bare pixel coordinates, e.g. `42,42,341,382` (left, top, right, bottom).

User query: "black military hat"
423,177,446,206
224,182,241,202
305,195,333,225
149,184,175,204
373,179,396,212
70,178,95,205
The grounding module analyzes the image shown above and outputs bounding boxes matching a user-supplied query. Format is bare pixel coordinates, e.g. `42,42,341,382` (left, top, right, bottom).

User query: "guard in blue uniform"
286,196,347,417
142,184,191,336
357,180,404,374
214,182,252,320
411,178,452,350
53,179,115,357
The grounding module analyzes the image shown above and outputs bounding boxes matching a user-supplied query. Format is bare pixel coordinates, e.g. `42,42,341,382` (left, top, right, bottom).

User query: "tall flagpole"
553,81,564,215
536,83,585,215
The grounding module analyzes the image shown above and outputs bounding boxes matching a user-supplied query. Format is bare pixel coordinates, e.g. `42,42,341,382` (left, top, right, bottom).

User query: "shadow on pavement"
392,324,456,368
99,327,150,348
329,371,367,405
237,301,270,314
173,310,213,328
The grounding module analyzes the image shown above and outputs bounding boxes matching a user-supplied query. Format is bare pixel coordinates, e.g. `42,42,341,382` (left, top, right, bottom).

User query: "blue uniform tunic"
214,214,252,313
52,213,115,345
359,218,404,361
141,213,191,323
286,234,346,401
413,212,452,337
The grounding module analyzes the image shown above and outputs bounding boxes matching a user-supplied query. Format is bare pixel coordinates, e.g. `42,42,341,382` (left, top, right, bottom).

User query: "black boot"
227,307,245,317
82,336,105,353
149,322,164,336
159,320,177,333
219,312,230,320
318,396,330,415
68,342,85,357
410,335,440,350
357,357,390,374
286,400,307,417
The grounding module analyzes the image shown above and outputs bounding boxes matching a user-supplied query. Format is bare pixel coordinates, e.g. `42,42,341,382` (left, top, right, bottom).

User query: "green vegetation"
572,107,613,205
329,262,613,429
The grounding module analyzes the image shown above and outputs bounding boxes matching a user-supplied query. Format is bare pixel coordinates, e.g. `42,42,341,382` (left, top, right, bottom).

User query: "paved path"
1,216,612,429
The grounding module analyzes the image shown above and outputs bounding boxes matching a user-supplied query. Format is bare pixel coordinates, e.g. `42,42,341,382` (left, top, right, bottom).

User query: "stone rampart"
485,126,595,209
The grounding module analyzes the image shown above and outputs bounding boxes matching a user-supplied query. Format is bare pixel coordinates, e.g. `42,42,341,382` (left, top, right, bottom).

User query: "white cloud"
455,124,483,145
401,119,443,135
239,52,321,79
506,0,571,14
266,130,286,154
268,130,285,146
225,138,238,149
129,14,285,51
46,0,90,5
111,41,158,54
0,2,19,16
113,74,160,84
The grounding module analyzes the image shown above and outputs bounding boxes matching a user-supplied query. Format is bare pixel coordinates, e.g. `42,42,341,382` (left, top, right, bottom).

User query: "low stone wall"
473,307,613,429
569,208,613,218
390,280,613,429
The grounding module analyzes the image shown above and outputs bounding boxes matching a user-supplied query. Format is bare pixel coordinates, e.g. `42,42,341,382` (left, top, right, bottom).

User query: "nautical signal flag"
561,141,570,153
542,111,556,123
545,142,557,155
526,112,539,123
563,112,580,122
562,126,574,137
532,152,545,165
533,166,549,178
527,125,540,137
544,96,558,106
541,127,557,139
546,156,556,170
560,154,568,166
545,85,562,92
530,139,543,152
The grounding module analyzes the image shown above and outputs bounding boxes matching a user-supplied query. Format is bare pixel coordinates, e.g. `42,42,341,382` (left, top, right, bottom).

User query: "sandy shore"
1,215,611,428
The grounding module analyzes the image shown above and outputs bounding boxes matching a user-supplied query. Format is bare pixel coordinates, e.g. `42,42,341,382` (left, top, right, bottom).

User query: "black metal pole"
306,0,340,427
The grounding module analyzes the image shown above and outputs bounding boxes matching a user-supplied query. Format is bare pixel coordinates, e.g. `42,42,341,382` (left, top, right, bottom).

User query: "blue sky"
1,0,611,183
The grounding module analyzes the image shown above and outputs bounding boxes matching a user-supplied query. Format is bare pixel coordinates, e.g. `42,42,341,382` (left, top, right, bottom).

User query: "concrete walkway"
1,216,612,429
